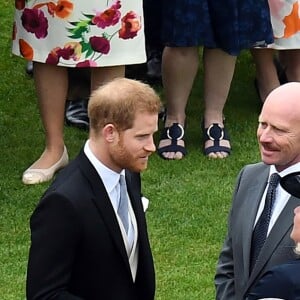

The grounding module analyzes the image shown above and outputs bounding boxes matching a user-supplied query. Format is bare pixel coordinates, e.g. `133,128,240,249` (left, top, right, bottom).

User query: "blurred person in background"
157,0,273,160
251,0,300,102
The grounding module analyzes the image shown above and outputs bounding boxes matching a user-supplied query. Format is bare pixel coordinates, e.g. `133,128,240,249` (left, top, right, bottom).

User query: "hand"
290,206,300,244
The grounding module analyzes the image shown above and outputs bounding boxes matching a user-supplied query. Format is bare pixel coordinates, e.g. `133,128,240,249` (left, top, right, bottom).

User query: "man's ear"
103,124,118,142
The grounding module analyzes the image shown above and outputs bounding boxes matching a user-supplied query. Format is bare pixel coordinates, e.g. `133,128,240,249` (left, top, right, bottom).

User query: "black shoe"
26,61,33,76
125,63,147,80
65,99,89,130
158,106,166,121
146,50,162,83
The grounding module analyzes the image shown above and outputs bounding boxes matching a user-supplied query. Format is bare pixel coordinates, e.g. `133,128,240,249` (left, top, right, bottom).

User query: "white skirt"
268,0,300,49
12,0,146,67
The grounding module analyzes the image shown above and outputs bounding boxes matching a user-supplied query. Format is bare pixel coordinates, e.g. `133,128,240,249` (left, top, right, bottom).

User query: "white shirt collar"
83,140,125,193
263,162,300,233
270,162,300,178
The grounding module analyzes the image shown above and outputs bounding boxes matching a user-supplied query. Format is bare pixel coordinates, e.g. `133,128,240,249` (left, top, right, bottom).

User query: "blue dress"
162,0,274,55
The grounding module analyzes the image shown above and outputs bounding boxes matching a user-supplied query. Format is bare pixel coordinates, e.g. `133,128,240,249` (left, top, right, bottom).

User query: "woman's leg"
279,49,300,82
91,66,125,91
251,48,280,102
22,63,69,184
31,63,68,168
158,46,199,160
203,48,236,158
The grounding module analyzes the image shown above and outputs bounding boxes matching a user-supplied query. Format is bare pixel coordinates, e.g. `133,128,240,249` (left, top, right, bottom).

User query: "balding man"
215,82,300,300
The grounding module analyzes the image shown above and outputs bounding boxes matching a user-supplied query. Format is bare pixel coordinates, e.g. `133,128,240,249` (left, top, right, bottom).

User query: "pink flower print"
89,36,110,54
119,11,141,39
46,48,60,64
56,46,75,60
92,0,121,29
15,0,25,10
63,42,82,61
21,8,48,39
45,44,78,65
76,60,98,67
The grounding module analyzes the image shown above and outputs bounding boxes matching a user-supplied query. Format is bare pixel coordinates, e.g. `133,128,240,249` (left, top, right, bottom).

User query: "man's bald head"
257,82,300,171
263,82,300,120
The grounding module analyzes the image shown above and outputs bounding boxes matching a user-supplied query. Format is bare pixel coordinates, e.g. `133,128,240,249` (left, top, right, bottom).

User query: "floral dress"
268,0,300,49
12,0,146,67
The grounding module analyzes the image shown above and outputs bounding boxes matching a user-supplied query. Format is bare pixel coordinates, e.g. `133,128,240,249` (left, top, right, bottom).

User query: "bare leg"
251,48,280,102
31,62,68,168
279,49,300,82
203,48,236,158
91,66,125,91
158,46,199,160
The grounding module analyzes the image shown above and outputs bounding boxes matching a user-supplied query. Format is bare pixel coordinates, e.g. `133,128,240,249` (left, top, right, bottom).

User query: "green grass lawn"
1,2,262,299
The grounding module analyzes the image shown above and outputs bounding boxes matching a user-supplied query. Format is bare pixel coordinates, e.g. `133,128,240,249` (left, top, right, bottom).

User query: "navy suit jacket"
246,259,300,299
26,149,155,300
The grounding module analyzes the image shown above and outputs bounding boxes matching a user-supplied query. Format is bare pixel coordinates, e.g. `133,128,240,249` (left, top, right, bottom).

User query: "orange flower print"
34,0,74,19
119,11,141,39
283,2,300,38
53,0,74,19
19,39,34,60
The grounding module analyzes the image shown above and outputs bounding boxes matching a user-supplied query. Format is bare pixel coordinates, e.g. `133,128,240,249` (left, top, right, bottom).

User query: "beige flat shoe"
22,146,69,185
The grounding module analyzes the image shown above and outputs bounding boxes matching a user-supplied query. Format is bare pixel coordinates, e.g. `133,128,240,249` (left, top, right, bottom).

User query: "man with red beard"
26,78,161,300
215,82,300,300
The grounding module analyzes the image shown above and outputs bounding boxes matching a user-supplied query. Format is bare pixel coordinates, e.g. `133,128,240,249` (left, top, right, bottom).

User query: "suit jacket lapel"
126,172,142,222
241,168,269,278
247,195,300,290
125,171,149,247
77,150,132,274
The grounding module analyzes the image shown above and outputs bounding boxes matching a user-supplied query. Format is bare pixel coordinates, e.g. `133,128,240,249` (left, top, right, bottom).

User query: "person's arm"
246,267,291,300
26,192,83,300
214,231,235,300
215,168,246,300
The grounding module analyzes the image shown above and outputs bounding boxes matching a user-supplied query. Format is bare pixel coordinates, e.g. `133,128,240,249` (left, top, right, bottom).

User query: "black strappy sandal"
203,123,231,156
157,123,187,160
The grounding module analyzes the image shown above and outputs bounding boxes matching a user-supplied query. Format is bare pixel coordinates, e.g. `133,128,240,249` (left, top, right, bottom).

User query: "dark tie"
250,173,281,272
118,175,129,233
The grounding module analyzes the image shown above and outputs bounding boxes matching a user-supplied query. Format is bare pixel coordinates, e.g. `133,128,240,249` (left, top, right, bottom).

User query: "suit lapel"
77,150,132,274
247,195,300,290
125,170,154,276
242,185,265,277
125,171,148,245
241,167,269,278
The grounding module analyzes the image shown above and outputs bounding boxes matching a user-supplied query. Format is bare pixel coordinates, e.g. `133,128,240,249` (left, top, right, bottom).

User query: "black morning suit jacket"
26,149,155,300
246,259,300,299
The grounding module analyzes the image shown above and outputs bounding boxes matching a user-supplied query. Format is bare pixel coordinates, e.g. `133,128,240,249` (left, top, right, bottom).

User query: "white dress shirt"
254,162,300,235
84,140,135,249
